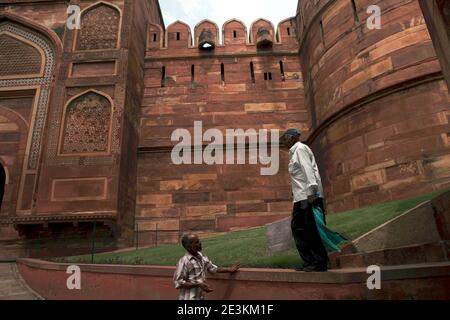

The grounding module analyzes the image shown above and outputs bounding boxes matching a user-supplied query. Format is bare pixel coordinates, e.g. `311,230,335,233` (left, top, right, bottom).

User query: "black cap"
282,128,301,138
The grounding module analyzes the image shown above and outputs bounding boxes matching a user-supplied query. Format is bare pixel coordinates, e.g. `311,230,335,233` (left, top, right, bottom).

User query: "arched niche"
166,20,193,49
250,18,275,48
75,1,122,51
58,90,113,156
148,23,164,50
222,19,248,46
194,19,219,49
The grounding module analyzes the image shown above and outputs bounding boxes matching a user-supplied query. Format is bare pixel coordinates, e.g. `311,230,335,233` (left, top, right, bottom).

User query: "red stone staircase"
329,241,449,269
329,191,450,270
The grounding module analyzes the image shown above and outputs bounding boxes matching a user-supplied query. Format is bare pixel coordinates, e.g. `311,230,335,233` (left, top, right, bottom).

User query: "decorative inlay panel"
0,22,55,170
61,92,112,154
0,34,42,77
76,4,120,51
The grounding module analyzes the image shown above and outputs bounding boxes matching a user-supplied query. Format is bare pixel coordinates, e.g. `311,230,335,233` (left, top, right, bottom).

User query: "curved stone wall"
297,0,450,212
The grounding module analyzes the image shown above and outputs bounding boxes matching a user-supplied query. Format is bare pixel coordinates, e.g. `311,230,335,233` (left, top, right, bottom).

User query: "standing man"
280,128,329,272
173,233,240,300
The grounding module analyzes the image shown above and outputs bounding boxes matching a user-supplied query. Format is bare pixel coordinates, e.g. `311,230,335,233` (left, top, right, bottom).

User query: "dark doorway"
0,163,5,211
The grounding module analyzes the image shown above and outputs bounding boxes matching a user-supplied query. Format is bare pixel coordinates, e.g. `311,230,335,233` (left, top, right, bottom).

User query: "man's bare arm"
216,262,240,273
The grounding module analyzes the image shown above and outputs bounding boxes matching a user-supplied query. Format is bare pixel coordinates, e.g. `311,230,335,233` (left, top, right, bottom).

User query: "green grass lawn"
53,188,449,269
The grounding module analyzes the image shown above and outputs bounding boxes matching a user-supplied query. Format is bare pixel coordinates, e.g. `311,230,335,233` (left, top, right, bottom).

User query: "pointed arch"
277,17,296,43
147,22,164,49
0,14,61,215
74,1,122,51
0,13,63,56
222,18,249,45
249,18,275,44
194,18,220,31
222,18,248,30
166,20,192,31
58,89,114,156
166,20,193,47
0,15,58,172
0,31,45,79
194,19,219,46
277,16,297,26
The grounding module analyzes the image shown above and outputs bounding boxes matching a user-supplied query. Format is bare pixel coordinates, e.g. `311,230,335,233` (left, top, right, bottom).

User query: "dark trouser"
291,198,328,267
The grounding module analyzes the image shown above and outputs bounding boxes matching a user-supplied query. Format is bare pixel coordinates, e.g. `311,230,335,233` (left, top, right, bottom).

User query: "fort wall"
296,0,450,212
136,17,307,243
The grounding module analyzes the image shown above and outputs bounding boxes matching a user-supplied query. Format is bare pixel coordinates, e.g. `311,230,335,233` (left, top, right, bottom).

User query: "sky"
159,0,298,43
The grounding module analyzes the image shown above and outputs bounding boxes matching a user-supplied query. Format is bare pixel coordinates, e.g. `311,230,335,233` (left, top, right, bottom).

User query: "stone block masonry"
0,0,449,250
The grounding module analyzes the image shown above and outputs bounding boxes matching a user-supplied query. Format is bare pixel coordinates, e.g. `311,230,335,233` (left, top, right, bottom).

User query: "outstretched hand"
229,261,240,273
199,282,213,293
307,194,317,204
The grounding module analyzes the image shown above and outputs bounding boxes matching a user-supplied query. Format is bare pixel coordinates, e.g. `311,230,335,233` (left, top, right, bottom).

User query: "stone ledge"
16,259,450,299
17,258,450,284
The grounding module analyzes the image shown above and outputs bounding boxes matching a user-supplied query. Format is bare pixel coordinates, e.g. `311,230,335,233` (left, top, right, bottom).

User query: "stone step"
0,294,37,300
0,263,41,300
17,258,450,299
330,241,450,269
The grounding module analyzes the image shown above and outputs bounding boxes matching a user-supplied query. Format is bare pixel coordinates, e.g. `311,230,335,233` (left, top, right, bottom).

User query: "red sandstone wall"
0,0,162,252
297,0,450,212
136,18,306,244
3,0,449,252
0,1,68,37
17,259,450,300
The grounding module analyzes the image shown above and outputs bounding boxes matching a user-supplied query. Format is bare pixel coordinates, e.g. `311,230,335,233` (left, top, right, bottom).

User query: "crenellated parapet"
146,17,298,55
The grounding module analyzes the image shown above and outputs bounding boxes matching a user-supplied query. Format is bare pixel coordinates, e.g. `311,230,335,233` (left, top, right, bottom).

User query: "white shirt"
288,142,324,202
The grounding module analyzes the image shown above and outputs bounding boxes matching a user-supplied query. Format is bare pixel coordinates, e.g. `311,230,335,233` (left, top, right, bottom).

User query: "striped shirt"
173,252,218,300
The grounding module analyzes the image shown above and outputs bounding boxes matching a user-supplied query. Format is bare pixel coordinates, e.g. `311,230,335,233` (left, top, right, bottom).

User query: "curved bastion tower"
296,0,450,213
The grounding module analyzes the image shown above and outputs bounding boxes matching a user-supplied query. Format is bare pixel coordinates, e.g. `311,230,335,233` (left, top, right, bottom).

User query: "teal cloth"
312,206,347,253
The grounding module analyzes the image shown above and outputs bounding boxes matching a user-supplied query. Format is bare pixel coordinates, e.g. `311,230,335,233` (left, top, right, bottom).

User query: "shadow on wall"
0,163,5,211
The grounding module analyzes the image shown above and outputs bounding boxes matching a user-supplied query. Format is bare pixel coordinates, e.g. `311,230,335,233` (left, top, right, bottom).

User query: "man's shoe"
303,265,328,272
303,265,317,272
314,265,328,272
294,264,311,271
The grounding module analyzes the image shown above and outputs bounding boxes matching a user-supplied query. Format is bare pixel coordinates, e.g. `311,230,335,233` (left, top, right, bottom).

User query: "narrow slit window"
264,72,268,81
191,64,195,84
268,72,272,81
287,27,290,36
153,33,157,42
250,62,255,83
351,0,360,23
161,66,166,87
221,63,225,84
176,32,180,40
319,20,325,45
280,61,285,81
233,30,237,38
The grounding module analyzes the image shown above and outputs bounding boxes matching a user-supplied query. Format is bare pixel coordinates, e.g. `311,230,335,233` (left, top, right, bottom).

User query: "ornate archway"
0,15,58,214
